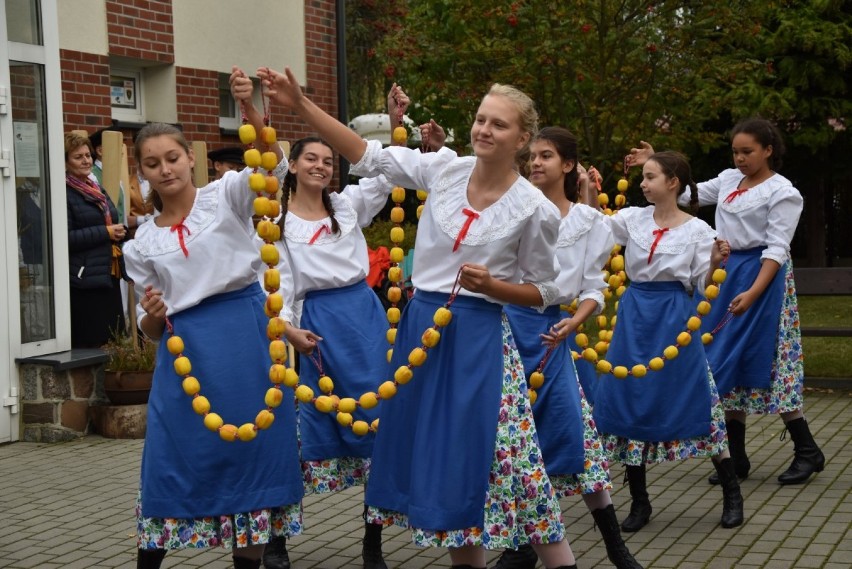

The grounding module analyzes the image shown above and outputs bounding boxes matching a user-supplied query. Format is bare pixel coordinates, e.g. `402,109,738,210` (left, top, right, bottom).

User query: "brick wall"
60,0,340,177
60,50,113,132
105,0,174,63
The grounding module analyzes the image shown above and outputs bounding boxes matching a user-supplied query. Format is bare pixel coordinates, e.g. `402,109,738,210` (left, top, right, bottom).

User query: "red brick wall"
60,50,113,132
59,0,340,176
105,0,174,63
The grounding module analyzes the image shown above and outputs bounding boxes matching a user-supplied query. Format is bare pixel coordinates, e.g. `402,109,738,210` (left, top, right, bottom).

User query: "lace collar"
624,207,715,254
431,156,549,245
718,169,793,213
130,185,217,257
558,203,601,247
283,192,358,244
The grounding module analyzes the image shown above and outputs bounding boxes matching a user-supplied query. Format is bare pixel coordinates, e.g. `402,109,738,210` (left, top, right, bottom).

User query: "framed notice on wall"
110,69,144,123
13,121,40,178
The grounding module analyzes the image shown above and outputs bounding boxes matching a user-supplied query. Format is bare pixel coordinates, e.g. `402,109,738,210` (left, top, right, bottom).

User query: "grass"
798,296,852,378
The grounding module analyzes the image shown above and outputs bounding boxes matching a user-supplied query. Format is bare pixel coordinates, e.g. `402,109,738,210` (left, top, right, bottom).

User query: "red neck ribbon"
453,208,480,252
647,227,669,264
170,217,191,257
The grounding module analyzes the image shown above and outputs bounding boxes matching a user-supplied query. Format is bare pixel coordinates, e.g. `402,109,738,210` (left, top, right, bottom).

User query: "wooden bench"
794,267,852,338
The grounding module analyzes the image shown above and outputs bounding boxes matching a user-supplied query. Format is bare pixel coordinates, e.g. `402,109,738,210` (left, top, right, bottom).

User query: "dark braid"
277,136,338,238
688,179,699,214
321,188,340,234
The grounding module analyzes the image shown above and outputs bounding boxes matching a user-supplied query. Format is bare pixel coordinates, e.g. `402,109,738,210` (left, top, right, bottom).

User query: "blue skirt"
299,281,386,461
505,305,585,475
569,330,600,405
364,291,504,531
593,281,713,442
703,248,786,394
140,284,303,519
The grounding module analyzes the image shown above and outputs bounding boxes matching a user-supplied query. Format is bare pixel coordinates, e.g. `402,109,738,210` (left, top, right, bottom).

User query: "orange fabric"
367,246,391,288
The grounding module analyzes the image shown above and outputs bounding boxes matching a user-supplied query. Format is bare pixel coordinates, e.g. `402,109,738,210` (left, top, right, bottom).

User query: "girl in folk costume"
497,127,642,569
231,74,403,569
628,118,823,486
123,112,303,568
260,66,580,569
592,152,744,532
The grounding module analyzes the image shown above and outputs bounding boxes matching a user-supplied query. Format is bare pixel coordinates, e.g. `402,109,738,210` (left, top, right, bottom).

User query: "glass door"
1,0,63,443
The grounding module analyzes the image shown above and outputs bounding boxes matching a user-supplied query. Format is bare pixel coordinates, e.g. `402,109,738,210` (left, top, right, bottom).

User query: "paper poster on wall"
13,121,40,178
111,76,136,108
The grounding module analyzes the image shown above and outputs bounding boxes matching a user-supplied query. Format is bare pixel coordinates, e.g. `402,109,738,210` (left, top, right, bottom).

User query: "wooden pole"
101,131,123,207
192,141,208,188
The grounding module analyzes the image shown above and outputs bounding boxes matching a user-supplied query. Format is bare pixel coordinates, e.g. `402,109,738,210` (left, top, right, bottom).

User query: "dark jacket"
67,183,126,290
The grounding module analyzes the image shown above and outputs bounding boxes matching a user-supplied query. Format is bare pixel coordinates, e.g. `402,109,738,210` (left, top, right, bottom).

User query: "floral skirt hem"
601,369,728,466
302,456,370,495
721,265,805,415
365,316,564,549
551,388,612,498
136,491,303,550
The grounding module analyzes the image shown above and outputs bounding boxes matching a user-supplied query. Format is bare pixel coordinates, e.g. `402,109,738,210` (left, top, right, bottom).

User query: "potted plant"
101,330,157,405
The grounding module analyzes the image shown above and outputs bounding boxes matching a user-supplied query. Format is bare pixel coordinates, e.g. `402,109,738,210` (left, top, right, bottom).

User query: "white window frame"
110,67,145,123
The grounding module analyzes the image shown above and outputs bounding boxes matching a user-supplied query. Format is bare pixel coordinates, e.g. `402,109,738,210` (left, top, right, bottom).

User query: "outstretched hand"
625,141,654,169
257,66,304,109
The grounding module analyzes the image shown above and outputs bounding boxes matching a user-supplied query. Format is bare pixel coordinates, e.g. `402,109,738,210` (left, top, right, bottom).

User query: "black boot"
709,419,750,485
451,566,486,569
621,465,651,532
232,555,261,569
261,535,290,569
493,544,538,569
136,549,166,569
777,417,825,484
713,458,744,528
363,522,388,569
591,504,644,568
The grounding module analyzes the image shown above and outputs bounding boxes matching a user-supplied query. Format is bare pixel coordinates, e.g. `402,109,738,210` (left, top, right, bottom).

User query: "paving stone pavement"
0,388,849,569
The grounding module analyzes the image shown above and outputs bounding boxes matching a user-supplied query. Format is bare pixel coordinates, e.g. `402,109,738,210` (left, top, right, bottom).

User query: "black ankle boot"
591,504,644,568
621,465,651,532
136,549,166,569
493,543,538,569
262,535,290,569
363,522,388,569
713,457,744,528
709,419,750,485
777,417,825,484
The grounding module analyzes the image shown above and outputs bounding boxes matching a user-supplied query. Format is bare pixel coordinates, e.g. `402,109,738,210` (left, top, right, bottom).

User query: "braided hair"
278,137,340,238
647,151,699,213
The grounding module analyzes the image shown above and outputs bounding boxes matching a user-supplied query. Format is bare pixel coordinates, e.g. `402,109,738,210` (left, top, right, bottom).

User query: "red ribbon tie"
724,188,749,203
453,208,480,252
309,223,330,245
170,217,191,258
647,227,669,264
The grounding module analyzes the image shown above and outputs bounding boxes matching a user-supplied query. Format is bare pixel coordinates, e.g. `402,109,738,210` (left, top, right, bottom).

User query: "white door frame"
1,0,65,443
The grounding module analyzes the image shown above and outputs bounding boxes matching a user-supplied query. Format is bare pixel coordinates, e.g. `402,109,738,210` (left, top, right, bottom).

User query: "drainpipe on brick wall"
336,0,350,181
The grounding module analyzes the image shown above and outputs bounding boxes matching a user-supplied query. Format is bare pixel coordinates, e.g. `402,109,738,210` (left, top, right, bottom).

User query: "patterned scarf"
66,174,122,278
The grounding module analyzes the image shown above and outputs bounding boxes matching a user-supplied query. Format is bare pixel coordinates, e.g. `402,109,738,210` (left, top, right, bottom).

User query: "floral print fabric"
136,492,302,551
367,318,565,549
722,263,805,414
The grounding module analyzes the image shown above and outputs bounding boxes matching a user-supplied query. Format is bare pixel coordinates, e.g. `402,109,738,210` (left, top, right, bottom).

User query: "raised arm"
230,66,283,162
258,66,367,164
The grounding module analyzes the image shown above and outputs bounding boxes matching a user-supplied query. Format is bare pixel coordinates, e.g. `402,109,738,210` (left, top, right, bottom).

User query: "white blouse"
552,203,614,311
125,160,288,323
278,175,394,318
606,207,716,294
678,168,802,265
350,140,560,306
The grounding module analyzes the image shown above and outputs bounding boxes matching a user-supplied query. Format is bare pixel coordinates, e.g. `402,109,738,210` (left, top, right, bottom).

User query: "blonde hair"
486,83,539,136
64,132,93,161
